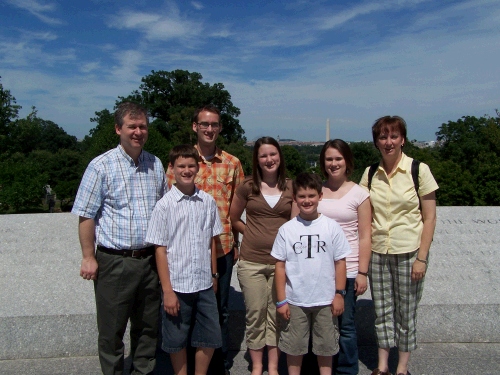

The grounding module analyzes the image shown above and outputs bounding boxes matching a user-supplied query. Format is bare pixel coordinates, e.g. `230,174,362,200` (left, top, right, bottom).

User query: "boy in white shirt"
271,172,351,375
146,144,223,375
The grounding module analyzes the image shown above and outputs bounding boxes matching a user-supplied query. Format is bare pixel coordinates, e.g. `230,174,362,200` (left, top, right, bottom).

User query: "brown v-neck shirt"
236,177,294,264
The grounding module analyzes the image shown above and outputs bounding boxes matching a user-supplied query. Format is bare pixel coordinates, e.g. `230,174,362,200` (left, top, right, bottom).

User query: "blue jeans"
334,277,358,375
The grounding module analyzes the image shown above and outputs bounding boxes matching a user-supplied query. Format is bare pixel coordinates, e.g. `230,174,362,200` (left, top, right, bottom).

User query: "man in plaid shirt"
166,105,244,375
73,102,167,375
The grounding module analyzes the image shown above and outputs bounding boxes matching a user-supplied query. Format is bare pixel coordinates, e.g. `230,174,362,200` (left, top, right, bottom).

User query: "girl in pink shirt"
317,139,371,375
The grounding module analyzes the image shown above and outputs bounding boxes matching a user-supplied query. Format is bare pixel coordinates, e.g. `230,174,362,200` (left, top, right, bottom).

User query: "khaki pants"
237,260,279,349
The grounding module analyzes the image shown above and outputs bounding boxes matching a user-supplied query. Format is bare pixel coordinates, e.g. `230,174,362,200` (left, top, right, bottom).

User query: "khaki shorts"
279,304,339,356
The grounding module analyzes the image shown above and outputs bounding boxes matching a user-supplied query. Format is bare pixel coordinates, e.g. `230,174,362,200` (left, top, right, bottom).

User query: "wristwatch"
233,241,240,248
335,289,347,297
212,273,219,279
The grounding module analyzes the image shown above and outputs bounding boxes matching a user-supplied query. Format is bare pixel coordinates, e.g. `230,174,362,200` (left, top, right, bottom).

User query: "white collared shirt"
146,185,223,293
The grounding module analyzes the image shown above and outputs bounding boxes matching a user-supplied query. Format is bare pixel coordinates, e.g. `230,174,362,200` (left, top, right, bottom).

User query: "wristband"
358,271,368,276
276,299,288,308
416,257,428,265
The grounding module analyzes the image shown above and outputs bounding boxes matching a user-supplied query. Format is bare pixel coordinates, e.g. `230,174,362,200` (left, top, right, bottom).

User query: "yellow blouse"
360,153,438,254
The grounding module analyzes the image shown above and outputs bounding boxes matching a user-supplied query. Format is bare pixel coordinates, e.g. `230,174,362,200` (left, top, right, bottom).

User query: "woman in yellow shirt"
360,116,438,375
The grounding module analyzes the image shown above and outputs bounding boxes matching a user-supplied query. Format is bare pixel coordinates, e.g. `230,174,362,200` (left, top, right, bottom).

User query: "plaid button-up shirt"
72,145,168,250
166,145,245,256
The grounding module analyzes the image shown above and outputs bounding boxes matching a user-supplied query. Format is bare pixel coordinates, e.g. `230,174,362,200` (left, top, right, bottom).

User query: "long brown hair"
251,137,288,195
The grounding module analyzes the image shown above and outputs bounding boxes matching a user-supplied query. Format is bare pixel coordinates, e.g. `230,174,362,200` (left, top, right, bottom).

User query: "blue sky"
1,0,499,142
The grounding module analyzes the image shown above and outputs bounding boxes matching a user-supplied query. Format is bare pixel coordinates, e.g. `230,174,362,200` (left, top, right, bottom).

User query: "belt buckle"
131,249,141,258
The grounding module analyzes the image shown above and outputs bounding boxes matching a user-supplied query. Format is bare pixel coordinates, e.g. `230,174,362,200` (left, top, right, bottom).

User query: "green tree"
435,113,500,205
436,115,500,170
38,119,78,153
80,109,118,160
0,77,21,137
7,107,78,155
119,70,245,145
350,141,379,183
225,142,252,176
28,149,83,209
8,108,42,154
282,145,307,178
0,155,47,212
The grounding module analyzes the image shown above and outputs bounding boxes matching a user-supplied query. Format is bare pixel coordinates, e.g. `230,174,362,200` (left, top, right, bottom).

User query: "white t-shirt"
271,214,351,307
318,184,369,278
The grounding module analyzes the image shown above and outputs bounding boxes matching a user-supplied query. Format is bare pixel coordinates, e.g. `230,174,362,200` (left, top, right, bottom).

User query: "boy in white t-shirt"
271,172,351,375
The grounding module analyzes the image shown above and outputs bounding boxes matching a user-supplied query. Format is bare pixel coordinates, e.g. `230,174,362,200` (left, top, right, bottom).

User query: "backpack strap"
411,159,420,194
367,162,379,191
411,159,421,210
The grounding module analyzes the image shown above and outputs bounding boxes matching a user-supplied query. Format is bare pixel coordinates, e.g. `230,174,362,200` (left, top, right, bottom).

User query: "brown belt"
97,245,155,258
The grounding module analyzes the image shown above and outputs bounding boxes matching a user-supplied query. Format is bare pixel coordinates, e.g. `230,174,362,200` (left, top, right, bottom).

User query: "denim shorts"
161,287,222,353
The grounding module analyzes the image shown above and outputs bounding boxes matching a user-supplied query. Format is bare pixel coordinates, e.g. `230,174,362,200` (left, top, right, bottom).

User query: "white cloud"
0,38,75,68
111,49,144,84
191,1,204,10
19,30,58,41
80,61,101,73
1,67,140,138
5,0,63,25
108,4,202,42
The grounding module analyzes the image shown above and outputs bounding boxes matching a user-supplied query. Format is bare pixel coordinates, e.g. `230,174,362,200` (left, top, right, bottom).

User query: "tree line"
0,72,498,213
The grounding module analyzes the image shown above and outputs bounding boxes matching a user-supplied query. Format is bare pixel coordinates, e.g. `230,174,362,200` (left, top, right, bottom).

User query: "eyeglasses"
196,122,220,130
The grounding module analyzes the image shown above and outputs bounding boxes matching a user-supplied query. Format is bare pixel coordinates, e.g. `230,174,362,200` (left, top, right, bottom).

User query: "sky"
1,0,499,142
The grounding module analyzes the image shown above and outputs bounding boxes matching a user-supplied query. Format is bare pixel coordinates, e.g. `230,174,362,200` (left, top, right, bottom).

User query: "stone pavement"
1,208,499,374
1,343,499,374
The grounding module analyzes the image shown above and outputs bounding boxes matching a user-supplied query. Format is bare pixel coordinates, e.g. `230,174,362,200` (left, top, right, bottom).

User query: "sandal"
371,369,392,375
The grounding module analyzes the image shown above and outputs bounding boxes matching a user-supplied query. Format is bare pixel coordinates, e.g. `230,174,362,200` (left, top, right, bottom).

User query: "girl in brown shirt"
230,136,298,375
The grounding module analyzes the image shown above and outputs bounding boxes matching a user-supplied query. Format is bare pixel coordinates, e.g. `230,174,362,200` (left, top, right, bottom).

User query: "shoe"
371,369,392,375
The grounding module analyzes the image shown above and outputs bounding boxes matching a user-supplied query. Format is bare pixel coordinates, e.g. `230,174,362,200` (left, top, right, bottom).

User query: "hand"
354,274,368,296
277,304,290,320
213,278,218,294
80,257,98,281
163,290,180,316
411,260,427,281
233,245,239,265
331,295,344,316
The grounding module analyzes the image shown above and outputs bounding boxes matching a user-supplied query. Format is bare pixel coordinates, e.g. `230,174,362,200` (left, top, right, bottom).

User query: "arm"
155,245,180,316
211,236,218,293
230,162,245,263
355,198,372,296
412,191,437,281
78,216,98,281
332,258,346,316
229,193,247,235
231,226,240,263
275,260,290,320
